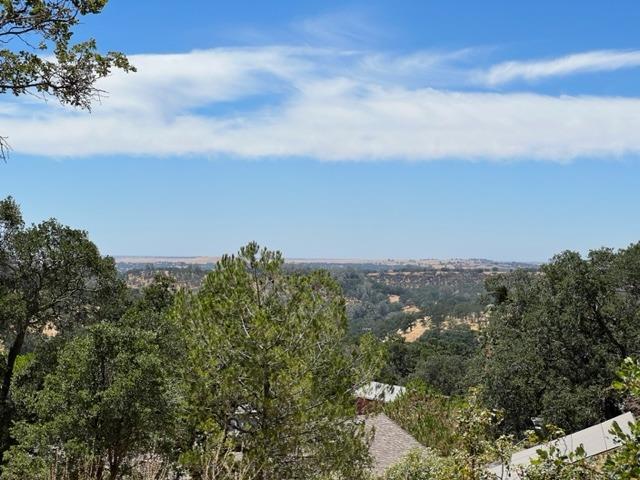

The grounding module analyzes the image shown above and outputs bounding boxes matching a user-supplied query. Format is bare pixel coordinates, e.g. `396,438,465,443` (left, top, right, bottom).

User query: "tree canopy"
482,245,640,434
0,0,134,158
172,242,380,480
0,196,121,455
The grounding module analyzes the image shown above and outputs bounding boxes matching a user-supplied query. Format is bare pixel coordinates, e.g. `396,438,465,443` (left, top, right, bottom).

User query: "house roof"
355,381,406,403
487,412,636,479
364,413,426,476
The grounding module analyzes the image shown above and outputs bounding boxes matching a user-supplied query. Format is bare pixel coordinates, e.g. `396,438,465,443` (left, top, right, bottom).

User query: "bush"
384,382,465,455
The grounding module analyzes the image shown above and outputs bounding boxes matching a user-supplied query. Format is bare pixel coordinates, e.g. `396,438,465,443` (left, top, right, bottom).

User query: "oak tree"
0,196,120,455
0,0,135,158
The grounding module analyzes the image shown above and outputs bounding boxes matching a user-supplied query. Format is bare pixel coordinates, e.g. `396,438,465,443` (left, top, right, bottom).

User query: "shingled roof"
364,413,427,476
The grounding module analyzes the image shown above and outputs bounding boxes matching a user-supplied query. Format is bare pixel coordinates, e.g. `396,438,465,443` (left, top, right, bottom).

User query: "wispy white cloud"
218,10,389,50
4,47,640,161
291,11,385,47
480,49,640,86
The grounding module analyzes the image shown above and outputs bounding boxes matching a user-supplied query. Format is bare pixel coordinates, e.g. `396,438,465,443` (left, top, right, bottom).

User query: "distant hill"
114,256,539,273
117,256,540,339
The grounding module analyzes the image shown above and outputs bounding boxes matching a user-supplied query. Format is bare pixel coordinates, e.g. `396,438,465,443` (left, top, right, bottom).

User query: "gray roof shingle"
364,413,427,476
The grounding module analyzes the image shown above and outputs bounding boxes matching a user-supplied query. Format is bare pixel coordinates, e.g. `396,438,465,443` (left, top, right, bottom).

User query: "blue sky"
2,0,640,261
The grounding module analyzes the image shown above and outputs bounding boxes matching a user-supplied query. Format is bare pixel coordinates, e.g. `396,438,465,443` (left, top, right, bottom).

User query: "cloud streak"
480,49,640,86
3,47,640,161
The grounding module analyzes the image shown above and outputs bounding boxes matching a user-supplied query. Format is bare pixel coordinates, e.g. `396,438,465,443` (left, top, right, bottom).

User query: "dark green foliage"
123,264,490,339
377,335,419,385
0,0,134,157
2,277,182,480
0,196,122,457
337,270,406,336
379,327,481,396
4,195,640,477
172,243,378,480
412,327,481,396
482,244,640,435
335,268,487,337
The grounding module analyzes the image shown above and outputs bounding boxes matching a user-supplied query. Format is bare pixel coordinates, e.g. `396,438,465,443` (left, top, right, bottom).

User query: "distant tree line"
2,196,640,479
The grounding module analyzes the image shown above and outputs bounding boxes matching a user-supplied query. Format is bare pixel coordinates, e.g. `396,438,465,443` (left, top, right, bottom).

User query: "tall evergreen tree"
173,243,379,480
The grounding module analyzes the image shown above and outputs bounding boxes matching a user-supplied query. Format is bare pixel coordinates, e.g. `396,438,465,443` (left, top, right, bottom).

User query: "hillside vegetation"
1,196,640,479
123,262,504,339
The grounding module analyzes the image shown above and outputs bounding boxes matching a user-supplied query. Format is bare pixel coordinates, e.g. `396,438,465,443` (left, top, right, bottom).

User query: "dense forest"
122,262,499,399
1,197,640,479
122,263,492,336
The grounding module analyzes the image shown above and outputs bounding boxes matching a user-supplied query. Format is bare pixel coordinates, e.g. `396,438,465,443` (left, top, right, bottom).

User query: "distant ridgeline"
117,257,539,339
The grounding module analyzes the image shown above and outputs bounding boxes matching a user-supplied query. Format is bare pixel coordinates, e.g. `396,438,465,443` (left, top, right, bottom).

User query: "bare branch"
0,135,10,162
